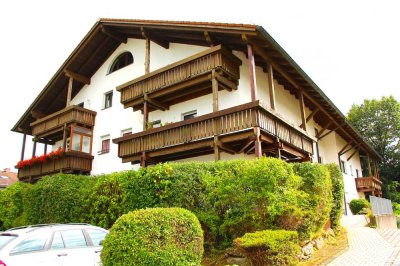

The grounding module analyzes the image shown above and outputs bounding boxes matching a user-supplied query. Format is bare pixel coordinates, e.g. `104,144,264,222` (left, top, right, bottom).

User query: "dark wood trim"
66,77,73,107
246,43,257,101
316,121,333,139
64,70,91,85
144,37,150,74
204,31,214,46
367,155,372,176
300,108,319,128
143,100,149,131
347,149,358,161
338,141,353,155
144,95,169,111
21,133,27,161
32,140,37,157
142,27,169,49
101,26,127,43
299,91,307,131
30,105,96,127
267,64,276,110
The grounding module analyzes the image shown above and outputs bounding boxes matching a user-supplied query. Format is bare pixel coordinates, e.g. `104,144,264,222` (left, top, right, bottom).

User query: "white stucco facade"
51,37,367,209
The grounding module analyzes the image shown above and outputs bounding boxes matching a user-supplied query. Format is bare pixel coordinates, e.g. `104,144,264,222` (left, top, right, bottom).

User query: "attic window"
108,52,133,74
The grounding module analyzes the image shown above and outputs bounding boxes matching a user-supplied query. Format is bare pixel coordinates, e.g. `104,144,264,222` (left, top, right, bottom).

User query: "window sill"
101,106,112,111
98,150,110,155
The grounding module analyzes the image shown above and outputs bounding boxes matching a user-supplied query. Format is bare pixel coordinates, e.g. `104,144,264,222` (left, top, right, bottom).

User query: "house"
0,168,18,190
11,19,382,213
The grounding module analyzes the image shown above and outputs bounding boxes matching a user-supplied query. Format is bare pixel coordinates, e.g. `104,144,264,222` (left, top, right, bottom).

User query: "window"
99,135,110,155
103,91,113,109
11,232,51,254
61,230,87,248
150,120,161,129
350,165,354,176
109,52,133,74
340,160,347,174
356,169,360,177
86,229,107,246
121,128,132,137
0,234,17,250
182,110,197,121
70,126,93,154
51,232,65,249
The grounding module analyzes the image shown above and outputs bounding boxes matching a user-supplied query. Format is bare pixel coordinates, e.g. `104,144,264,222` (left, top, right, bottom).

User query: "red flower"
15,148,65,169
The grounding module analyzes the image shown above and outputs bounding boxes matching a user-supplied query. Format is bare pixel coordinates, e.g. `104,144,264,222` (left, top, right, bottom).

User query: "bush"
101,208,204,266
234,229,300,266
349,198,370,215
0,182,31,229
24,174,95,224
293,163,333,239
326,163,344,230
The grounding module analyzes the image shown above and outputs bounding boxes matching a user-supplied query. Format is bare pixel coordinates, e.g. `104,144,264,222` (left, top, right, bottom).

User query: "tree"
347,96,400,200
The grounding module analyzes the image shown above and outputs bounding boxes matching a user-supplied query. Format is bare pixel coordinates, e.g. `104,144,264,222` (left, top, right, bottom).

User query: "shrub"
349,198,370,215
293,163,333,239
326,163,344,230
24,174,95,224
101,208,204,266
234,229,300,266
0,182,31,229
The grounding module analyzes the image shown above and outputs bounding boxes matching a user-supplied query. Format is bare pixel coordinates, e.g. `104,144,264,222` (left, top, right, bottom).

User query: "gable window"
103,91,113,109
109,52,133,74
99,135,110,155
182,110,197,121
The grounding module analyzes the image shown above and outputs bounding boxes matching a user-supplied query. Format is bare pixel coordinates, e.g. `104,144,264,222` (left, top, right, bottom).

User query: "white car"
0,224,108,266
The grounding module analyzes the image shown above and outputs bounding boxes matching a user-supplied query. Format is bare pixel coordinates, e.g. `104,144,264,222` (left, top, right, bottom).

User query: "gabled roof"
11,18,381,159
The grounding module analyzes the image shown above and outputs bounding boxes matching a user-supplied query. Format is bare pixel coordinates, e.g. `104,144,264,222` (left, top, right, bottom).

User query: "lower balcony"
355,177,382,196
113,101,314,164
18,151,94,182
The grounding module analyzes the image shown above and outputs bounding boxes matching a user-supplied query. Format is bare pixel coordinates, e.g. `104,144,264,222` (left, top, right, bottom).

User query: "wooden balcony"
355,176,383,195
30,106,96,138
18,151,94,182
113,101,313,164
117,45,241,110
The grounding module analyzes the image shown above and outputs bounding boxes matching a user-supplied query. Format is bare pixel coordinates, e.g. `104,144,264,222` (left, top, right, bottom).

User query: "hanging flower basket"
16,148,64,169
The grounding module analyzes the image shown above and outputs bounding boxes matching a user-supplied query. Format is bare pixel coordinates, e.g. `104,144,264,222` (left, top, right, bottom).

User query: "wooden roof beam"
204,31,214,46
299,108,319,128
141,27,169,49
64,70,91,85
101,26,127,44
144,94,169,111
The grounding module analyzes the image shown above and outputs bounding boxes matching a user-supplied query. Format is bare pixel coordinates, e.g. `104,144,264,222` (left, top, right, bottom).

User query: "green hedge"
327,163,344,230
0,182,31,230
349,198,370,215
101,208,203,266
0,158,339,251
234,229,300,266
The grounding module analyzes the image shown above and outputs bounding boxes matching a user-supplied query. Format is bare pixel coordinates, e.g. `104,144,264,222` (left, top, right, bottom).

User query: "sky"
0,0,399,170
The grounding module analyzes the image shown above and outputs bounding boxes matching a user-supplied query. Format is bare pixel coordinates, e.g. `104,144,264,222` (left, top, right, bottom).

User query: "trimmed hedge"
234,229,300,266
0,182,31,230
0,158,340,251
349,198,370,215
101,208,204,266
327,163,344,230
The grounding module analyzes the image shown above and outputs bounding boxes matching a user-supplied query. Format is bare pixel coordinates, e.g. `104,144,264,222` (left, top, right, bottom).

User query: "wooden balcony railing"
30,106,96,137
18,151,94,180
113,101,313,162
355,176,382,192
117,45,241,109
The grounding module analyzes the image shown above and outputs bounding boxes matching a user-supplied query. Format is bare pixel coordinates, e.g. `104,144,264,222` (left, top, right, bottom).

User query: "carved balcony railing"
30,106,96,137
18,151,94,181
117,45,241,110
113,101,313,163
355,176,382,193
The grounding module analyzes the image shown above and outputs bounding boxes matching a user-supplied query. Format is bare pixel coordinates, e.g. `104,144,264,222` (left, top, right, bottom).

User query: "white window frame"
121,128,132,137
182,110,197,121
103,91,113,109
99,135,111,155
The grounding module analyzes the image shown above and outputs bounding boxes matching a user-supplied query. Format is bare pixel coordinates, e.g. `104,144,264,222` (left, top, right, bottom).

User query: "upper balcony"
355,176,383,196
113,101,313,164
30,106,96,138
117,45,242,111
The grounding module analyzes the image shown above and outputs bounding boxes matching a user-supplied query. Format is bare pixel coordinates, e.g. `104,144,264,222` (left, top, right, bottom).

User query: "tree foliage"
347,96,400,199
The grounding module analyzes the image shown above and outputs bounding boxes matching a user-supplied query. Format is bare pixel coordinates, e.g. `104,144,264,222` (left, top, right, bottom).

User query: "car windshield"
0,234,18,250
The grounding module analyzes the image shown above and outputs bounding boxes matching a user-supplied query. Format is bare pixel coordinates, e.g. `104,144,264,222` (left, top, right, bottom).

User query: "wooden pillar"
247,44,257,101
299,91,307,131
373,160,378,178
143,100,149,130
267,64,276,110
254,126,262,158
32,140,37,157
66,77,73,107
62,125,68,150
20,133,27,161
145,38,150,74
275,139,281,159
212,70,220,161
44,144,48,154
140,152,147,167
367,155,372,176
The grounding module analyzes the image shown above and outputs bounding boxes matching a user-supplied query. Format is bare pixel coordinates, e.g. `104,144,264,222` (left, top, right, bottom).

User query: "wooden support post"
32,140,37,157
144,38,150,74
140,152,147,167
275,139,281,159
299,91,307,131
212,70,220,160
247,43,257,101
301,108,319,128
44,144,48,154
367,155,372,176
66,77,73,107
373,160,378,177
143,100,149,130
267,64,276,110
316,121,333,139
254,127,262,158
20,133,26,161
62,125,68,150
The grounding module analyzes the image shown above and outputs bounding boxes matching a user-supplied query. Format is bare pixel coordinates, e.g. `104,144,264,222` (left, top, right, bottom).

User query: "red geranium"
16,148,64,169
